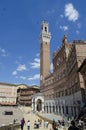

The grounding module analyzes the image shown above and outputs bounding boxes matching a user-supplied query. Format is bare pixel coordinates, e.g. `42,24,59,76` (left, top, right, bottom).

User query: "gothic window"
62,91,64,96
56,92,57,97
65,89,68,96
75,77,78,83
75,84,79,92
58,91,60,97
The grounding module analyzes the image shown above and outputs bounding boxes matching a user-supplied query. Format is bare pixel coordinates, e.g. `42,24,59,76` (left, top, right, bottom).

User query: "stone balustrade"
0,123,20,130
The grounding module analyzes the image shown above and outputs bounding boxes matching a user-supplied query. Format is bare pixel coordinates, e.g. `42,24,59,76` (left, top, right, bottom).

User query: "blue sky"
0,0,86,86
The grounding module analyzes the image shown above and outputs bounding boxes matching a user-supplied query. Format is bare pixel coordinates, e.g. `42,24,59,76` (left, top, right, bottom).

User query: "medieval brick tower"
40,21,51,85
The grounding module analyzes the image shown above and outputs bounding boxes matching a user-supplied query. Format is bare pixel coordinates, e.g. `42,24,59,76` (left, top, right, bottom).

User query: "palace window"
62,91,64,96
65,89,68,96
58,91,60,97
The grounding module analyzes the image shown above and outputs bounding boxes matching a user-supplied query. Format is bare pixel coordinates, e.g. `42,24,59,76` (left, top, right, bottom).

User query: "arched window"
45,27,47,32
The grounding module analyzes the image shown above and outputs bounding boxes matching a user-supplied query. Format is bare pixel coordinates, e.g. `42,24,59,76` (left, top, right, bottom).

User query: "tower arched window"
45,27,47,32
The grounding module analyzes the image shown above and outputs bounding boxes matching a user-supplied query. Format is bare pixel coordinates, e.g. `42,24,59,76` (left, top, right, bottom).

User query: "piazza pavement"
20,106,68,130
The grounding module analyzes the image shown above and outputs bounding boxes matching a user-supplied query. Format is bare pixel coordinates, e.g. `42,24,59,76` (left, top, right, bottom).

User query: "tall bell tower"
40,21,51,85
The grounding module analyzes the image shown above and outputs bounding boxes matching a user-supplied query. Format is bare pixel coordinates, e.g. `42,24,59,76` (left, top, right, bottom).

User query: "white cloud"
20,76,26,80
12,71,17,75
34,58,40,63
64,3,79,22
0,47,8,57
30,58,40,69
17,64,27,71
60,25,68,31
28,74,40,81
12,64,27,77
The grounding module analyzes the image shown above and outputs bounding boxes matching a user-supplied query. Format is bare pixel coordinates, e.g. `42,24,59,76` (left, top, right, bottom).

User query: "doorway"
37,99,42,111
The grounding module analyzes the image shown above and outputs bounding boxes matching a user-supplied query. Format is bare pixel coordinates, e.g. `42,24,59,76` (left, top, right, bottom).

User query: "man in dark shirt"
68,120,79,130
20,118,25,130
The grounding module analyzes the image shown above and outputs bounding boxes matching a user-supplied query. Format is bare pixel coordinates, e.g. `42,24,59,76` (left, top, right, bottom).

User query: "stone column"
51,105,53,113
31,98,34,112
58,106,60,115
45,105,47,113
35,103,37,112
42,102,44,112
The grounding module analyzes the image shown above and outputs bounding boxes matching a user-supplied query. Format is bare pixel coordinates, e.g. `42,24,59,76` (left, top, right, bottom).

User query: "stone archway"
37,99,42,112
32,93,44,112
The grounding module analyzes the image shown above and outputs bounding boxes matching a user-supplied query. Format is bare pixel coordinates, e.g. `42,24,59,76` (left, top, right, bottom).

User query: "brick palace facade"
40,21,86,118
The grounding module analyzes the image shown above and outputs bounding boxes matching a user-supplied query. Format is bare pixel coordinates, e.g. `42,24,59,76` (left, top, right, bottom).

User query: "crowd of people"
20,118,42,130
51,117,84,130
34,119,42,129
19,116,84,130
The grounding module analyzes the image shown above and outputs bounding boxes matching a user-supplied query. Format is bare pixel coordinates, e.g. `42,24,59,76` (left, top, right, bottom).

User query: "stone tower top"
40,21,51,43
41,21,49,33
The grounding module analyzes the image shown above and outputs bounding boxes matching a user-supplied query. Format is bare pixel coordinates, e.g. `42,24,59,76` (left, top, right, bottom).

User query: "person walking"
52,120,58,130
27,120,30,130
68,120,79,130
77,118,83,130
53,122,58,130
20,118,25,130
